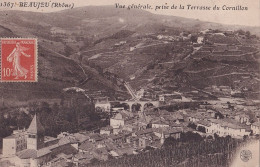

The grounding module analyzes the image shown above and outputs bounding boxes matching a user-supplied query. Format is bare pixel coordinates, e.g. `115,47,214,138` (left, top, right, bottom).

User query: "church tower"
27,114,45,150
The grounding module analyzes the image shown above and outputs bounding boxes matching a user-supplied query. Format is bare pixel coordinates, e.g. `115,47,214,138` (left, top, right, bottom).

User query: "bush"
188,122,197,129
197,126,206,133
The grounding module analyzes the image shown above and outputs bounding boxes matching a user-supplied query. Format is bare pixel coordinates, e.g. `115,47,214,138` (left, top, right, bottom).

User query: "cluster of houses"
1,80,260,167
1,96,259,167
0,111,178,167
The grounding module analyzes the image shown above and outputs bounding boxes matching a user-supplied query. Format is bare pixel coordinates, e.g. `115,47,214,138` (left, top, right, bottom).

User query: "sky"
0,0,259,26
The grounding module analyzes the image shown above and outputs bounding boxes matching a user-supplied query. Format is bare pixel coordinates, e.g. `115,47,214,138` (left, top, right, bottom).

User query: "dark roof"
74,152,93,160
89,134,104,141
135,128,154,136
151,119,169,125
154,128,182,135
27,114,45,135
79,141,95,151
17,149,37,159
109,134,124,140
17,148,51,159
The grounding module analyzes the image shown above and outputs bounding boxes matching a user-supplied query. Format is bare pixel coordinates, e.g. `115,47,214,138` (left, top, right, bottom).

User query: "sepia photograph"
0,0,259,166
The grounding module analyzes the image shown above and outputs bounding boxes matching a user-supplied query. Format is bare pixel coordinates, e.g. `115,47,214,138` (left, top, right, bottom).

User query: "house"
88,134,104,143
125,136,139,148
197,36,204,44
50,27,66,35
134,128,154,137
195,118,251,138
112,128,121,135
139,136,152,148
168,112,184,123
122,124,136,132
120,146,135,156
200,29,213,34
187,113,204,122
73,152,93,166
159,95,165,102
208,119,250,138
46,155,73,167
196,120,211,133
114,41,126,46
108,134,125,143
57,132,89,144
78,141,95,153
151,119,170,128
95,101,111,112
153,128,181,140
235,113,250,124
251,122,260,135
110,113,128,128
100,126,113,135
92,147,109,161
72,133,90,143
2,129,27,156
206,109,217,118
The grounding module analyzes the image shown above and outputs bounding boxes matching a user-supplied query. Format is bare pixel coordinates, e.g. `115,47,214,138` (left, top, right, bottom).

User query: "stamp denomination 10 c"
1,38,37,82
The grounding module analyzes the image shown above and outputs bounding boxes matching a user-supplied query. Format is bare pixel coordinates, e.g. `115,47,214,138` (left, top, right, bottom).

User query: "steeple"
27,114,45,135
27,114,45,150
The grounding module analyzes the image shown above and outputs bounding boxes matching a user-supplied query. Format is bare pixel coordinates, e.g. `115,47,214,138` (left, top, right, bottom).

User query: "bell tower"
27,114,45,150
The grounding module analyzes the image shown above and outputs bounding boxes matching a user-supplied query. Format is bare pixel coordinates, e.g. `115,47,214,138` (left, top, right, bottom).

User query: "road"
124,82,138,100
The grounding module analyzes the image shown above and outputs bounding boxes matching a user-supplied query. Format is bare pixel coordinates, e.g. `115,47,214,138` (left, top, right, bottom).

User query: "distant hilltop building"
2,114,77,167
197,36,204,44
50,27,66,35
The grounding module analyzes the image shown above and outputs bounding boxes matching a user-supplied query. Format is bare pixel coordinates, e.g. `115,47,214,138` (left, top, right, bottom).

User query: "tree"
163,137,177,147
90,158,100,164
207,135,213,140
52,103,60,114
40,102,51,113
17,112,31,129
215,112,224,119
197,126,206,133
64,45,73,56
214,133,219,140
225,135,232,142
245,31,251,38
188,123,197,129
180,132,203,142
243,135,248,141
190,35,198,43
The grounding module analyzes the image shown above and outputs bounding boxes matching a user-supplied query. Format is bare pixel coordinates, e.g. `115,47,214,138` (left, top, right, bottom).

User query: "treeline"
0,100,109,148
86,132,242,167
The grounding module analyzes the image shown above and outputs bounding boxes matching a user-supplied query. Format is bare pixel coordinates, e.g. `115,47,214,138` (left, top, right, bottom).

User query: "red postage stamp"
1,38,37,82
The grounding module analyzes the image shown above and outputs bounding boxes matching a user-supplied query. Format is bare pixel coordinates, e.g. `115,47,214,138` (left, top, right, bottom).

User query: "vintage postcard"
0,0,259,167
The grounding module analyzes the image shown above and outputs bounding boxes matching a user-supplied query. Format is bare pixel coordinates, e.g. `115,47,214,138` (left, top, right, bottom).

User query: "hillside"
0,6,259,102
0,25,123,104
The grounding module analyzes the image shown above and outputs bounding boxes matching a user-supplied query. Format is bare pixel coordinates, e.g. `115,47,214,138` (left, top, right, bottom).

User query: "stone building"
2,114,77,167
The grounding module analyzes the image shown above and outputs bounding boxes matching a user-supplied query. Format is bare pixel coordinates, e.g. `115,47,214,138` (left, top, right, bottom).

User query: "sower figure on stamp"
7,42,31,79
